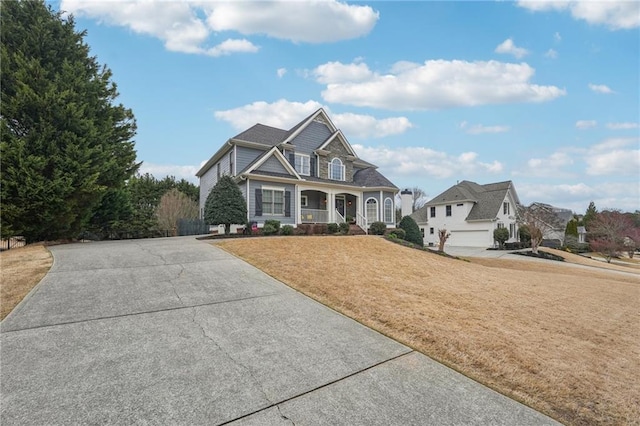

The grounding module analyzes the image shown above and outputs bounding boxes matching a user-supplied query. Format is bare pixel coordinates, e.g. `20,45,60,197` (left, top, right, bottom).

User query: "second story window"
430,206,436,218
329,158,345,181
446,205,452,216
503,202,510,215
294,153,310,176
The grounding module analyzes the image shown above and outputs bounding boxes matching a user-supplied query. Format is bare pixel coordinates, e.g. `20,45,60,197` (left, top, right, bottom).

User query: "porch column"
327,190,334,223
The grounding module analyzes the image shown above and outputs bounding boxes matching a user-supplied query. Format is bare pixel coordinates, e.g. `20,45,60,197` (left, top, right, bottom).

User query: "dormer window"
328,158,345,181
294,153,310,176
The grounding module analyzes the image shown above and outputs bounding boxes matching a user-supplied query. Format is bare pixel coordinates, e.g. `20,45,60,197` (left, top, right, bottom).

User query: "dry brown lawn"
0,244,52,320
218,236,640,426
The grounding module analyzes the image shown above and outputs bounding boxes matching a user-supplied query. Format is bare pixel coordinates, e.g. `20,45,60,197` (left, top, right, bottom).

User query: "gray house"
196,108,398,231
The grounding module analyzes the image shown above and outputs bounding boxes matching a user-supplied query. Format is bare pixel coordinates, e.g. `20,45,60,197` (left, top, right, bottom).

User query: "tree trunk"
224,223,231,235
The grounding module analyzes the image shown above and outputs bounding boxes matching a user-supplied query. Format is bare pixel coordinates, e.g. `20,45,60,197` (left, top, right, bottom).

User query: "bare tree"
589,210,634,262
411,187,429,212
517,203,564,254
438,228,451,252
155,188,199,235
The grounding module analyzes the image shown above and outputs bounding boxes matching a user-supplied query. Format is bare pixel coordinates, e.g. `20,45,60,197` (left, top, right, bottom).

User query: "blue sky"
55,1,639,213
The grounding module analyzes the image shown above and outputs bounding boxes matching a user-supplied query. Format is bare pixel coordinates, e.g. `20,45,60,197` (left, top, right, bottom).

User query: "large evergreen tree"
1,1,138,242
583,201,598,231
204,176,247,235
398,215,423,247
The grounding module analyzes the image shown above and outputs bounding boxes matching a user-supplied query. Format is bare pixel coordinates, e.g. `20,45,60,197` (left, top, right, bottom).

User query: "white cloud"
352,145,503,179
516,151,575,177
606,122,639,130
494,38,529,59
554,32,562,42
277,68,287,78
586,137,640,176
60,0,378,56
139,162,201,183
575,120,597,129
206,39,259,57
518,182,640,213
312,61,374,84
315,60,565,110
588,83,614,94
517,1,640,30
545,48,558,58
214,99,413,139
205,1,379,43
460,122,510,134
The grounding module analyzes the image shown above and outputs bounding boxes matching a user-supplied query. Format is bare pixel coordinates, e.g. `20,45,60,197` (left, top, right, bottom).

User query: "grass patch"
217,235,640,426
0,244,52,320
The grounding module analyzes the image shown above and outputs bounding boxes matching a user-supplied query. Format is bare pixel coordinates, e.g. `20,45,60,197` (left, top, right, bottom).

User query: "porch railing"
356,212,368,234
301,208,329,223
335,209,345,224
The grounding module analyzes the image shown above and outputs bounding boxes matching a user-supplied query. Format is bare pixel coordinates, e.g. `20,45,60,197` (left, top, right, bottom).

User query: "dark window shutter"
255,189,262,216
284,191,291,217
310,157,316,177
288,152,295,166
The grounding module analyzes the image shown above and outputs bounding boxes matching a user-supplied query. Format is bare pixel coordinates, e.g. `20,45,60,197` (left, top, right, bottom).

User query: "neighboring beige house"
196,108,399,232
409,180,520,248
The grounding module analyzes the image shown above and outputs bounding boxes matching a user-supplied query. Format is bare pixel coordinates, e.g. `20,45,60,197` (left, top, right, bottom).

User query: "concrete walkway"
1,237,559,425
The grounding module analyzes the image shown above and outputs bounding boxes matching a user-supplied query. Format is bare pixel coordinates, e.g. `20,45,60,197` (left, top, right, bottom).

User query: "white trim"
301,195,308,207
317,130,357,157
245,146,302,179
384,197,394,223
328,157,345,181
365,197,379,222
261,186,286,216
282,108,338,145
294,153,311,176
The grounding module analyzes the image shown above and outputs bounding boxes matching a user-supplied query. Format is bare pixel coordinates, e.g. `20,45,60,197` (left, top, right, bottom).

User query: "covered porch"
299,189,361,225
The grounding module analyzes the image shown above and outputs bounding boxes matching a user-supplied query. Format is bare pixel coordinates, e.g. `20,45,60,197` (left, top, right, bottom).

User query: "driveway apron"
1,237,559,425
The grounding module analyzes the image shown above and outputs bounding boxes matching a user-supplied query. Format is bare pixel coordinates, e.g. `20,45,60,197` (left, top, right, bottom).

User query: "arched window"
384,198,393,223
366,198,378,222
329,158,344,181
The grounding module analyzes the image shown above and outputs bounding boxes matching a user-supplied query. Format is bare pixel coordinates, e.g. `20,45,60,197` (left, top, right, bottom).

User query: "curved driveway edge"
1,237,559,425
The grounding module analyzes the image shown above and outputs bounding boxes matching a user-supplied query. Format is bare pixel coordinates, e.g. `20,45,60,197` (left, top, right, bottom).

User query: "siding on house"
236,146,266,173
290,121,333,154
318,136,354,182
247,180,296,226
256,155,290,175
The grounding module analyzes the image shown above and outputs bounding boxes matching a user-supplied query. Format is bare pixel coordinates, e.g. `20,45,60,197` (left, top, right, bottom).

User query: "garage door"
449,230,490,247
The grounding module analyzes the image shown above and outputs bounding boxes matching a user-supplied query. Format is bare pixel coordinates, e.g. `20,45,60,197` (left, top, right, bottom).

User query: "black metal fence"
177,218,209,236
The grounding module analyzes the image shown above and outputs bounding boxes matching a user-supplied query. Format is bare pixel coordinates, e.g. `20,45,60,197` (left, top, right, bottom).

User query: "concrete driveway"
1,237,559,425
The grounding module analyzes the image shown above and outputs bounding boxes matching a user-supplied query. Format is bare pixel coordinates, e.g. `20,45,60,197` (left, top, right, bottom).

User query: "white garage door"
449,230,490,247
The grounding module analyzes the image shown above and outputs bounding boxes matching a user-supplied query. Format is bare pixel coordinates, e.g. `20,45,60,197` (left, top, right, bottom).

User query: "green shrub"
262,224,278,236
493,227,509,249
327,223,339,233
387,233,397,239
281,225,294,235
398,216,423,247
388,228,406,240
369,221,387,235
339,222,350,234
264,219,280,233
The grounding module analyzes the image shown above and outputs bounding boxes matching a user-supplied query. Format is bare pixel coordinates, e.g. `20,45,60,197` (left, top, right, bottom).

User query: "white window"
366,198,378,222
510,223,517,239
503,202,510,215
294,153,310,176
301,195,308,207
328,158,345,181
262,188,284,215
384,198,393,223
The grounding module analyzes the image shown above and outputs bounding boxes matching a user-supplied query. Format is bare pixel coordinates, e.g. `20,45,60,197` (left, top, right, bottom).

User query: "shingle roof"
352,168,398,189
418,180,515,221
232,124,288,146
409,207,429,224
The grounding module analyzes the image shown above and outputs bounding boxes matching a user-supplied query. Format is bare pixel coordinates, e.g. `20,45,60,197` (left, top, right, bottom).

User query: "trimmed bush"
369,221,387,235
327,223,339,234
264,220,280,233
398,216,423,247
262,224,278,236
493,227,509,249
339,222,350,234
281,225,294,235
388,228,406,240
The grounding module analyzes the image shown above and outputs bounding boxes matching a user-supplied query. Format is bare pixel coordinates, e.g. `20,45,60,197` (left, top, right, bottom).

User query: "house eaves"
196,140,233,177
243,146,302,180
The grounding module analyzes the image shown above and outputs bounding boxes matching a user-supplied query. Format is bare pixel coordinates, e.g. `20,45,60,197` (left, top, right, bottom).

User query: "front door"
335,196,345,218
